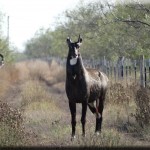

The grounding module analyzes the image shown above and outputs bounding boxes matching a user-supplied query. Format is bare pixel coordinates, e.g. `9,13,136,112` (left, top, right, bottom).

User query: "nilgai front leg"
81,102,87,137
69,101,76,140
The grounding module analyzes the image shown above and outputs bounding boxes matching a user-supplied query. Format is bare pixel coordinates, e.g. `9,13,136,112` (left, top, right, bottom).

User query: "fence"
83,55,150,87
22,55,150,87
49,55,150,87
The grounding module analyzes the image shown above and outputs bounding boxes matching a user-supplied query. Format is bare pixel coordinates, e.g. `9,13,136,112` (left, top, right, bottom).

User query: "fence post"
145,65,147,87
107,61,110,79
149,59,150,82
134,60,137,82
140,55,145,87
103,56,107,74
114,63,117,82
117,56,124,80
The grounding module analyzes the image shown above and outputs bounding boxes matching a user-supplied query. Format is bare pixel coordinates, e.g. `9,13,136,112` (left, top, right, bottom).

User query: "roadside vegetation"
0,59,149,147
0,0,150,147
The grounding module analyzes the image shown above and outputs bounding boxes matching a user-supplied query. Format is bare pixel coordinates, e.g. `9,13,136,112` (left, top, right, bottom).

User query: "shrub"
107,82,131,105
21,80,49,107
0,101,25,146
0,101,23,128
135,87,150,127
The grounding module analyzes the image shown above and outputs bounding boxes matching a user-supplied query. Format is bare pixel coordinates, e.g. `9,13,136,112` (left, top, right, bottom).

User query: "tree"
0,11,14,63
24,0,150,60
58,0,150,59
25,28,53,58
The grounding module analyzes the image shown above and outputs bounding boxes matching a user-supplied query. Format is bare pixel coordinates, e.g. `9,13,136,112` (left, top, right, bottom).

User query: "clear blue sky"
0,0,80,52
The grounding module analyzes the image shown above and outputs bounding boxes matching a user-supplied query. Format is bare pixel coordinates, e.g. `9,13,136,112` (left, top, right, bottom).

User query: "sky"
0,0,80,52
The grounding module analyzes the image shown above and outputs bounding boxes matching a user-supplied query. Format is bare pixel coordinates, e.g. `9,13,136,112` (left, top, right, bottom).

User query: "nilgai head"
66,35,82,65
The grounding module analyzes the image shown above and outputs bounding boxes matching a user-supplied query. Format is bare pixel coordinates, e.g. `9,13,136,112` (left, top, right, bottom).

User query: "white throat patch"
70,57,78,65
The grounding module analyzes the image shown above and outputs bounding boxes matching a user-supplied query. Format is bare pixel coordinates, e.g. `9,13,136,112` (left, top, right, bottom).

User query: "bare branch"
116,18,150,27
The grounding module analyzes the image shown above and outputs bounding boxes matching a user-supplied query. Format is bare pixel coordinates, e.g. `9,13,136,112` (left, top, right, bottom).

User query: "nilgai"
65,35,109,140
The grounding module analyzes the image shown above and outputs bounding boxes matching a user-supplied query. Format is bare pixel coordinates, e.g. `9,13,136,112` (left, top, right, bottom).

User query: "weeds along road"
0,59,150,147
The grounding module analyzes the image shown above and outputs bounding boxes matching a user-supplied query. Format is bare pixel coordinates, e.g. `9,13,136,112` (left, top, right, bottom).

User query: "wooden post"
7,16,10,47
103,56,107,74
126,65,128,84
145,66,147,87
111,62,113,79
134,60,137,82
149,59,150,82
129,66,131,77
114,63,117,82
107,61,110,79
140,55,145,87
117,56,124,80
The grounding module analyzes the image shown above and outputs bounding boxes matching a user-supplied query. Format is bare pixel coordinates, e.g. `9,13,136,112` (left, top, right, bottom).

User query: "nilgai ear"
77,34,82,44
66,37,72,45
77,35,82,46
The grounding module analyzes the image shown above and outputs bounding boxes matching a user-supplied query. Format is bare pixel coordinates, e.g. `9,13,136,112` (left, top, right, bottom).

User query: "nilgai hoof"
95,131,100,136
71,135,76,141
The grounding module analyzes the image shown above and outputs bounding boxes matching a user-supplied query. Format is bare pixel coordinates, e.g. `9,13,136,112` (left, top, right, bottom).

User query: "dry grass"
106,81,150,145
15,59,65,84
0,65,19,83
21,80,50,107
0,65,19,97
0,59,150,147
24,100,65,146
